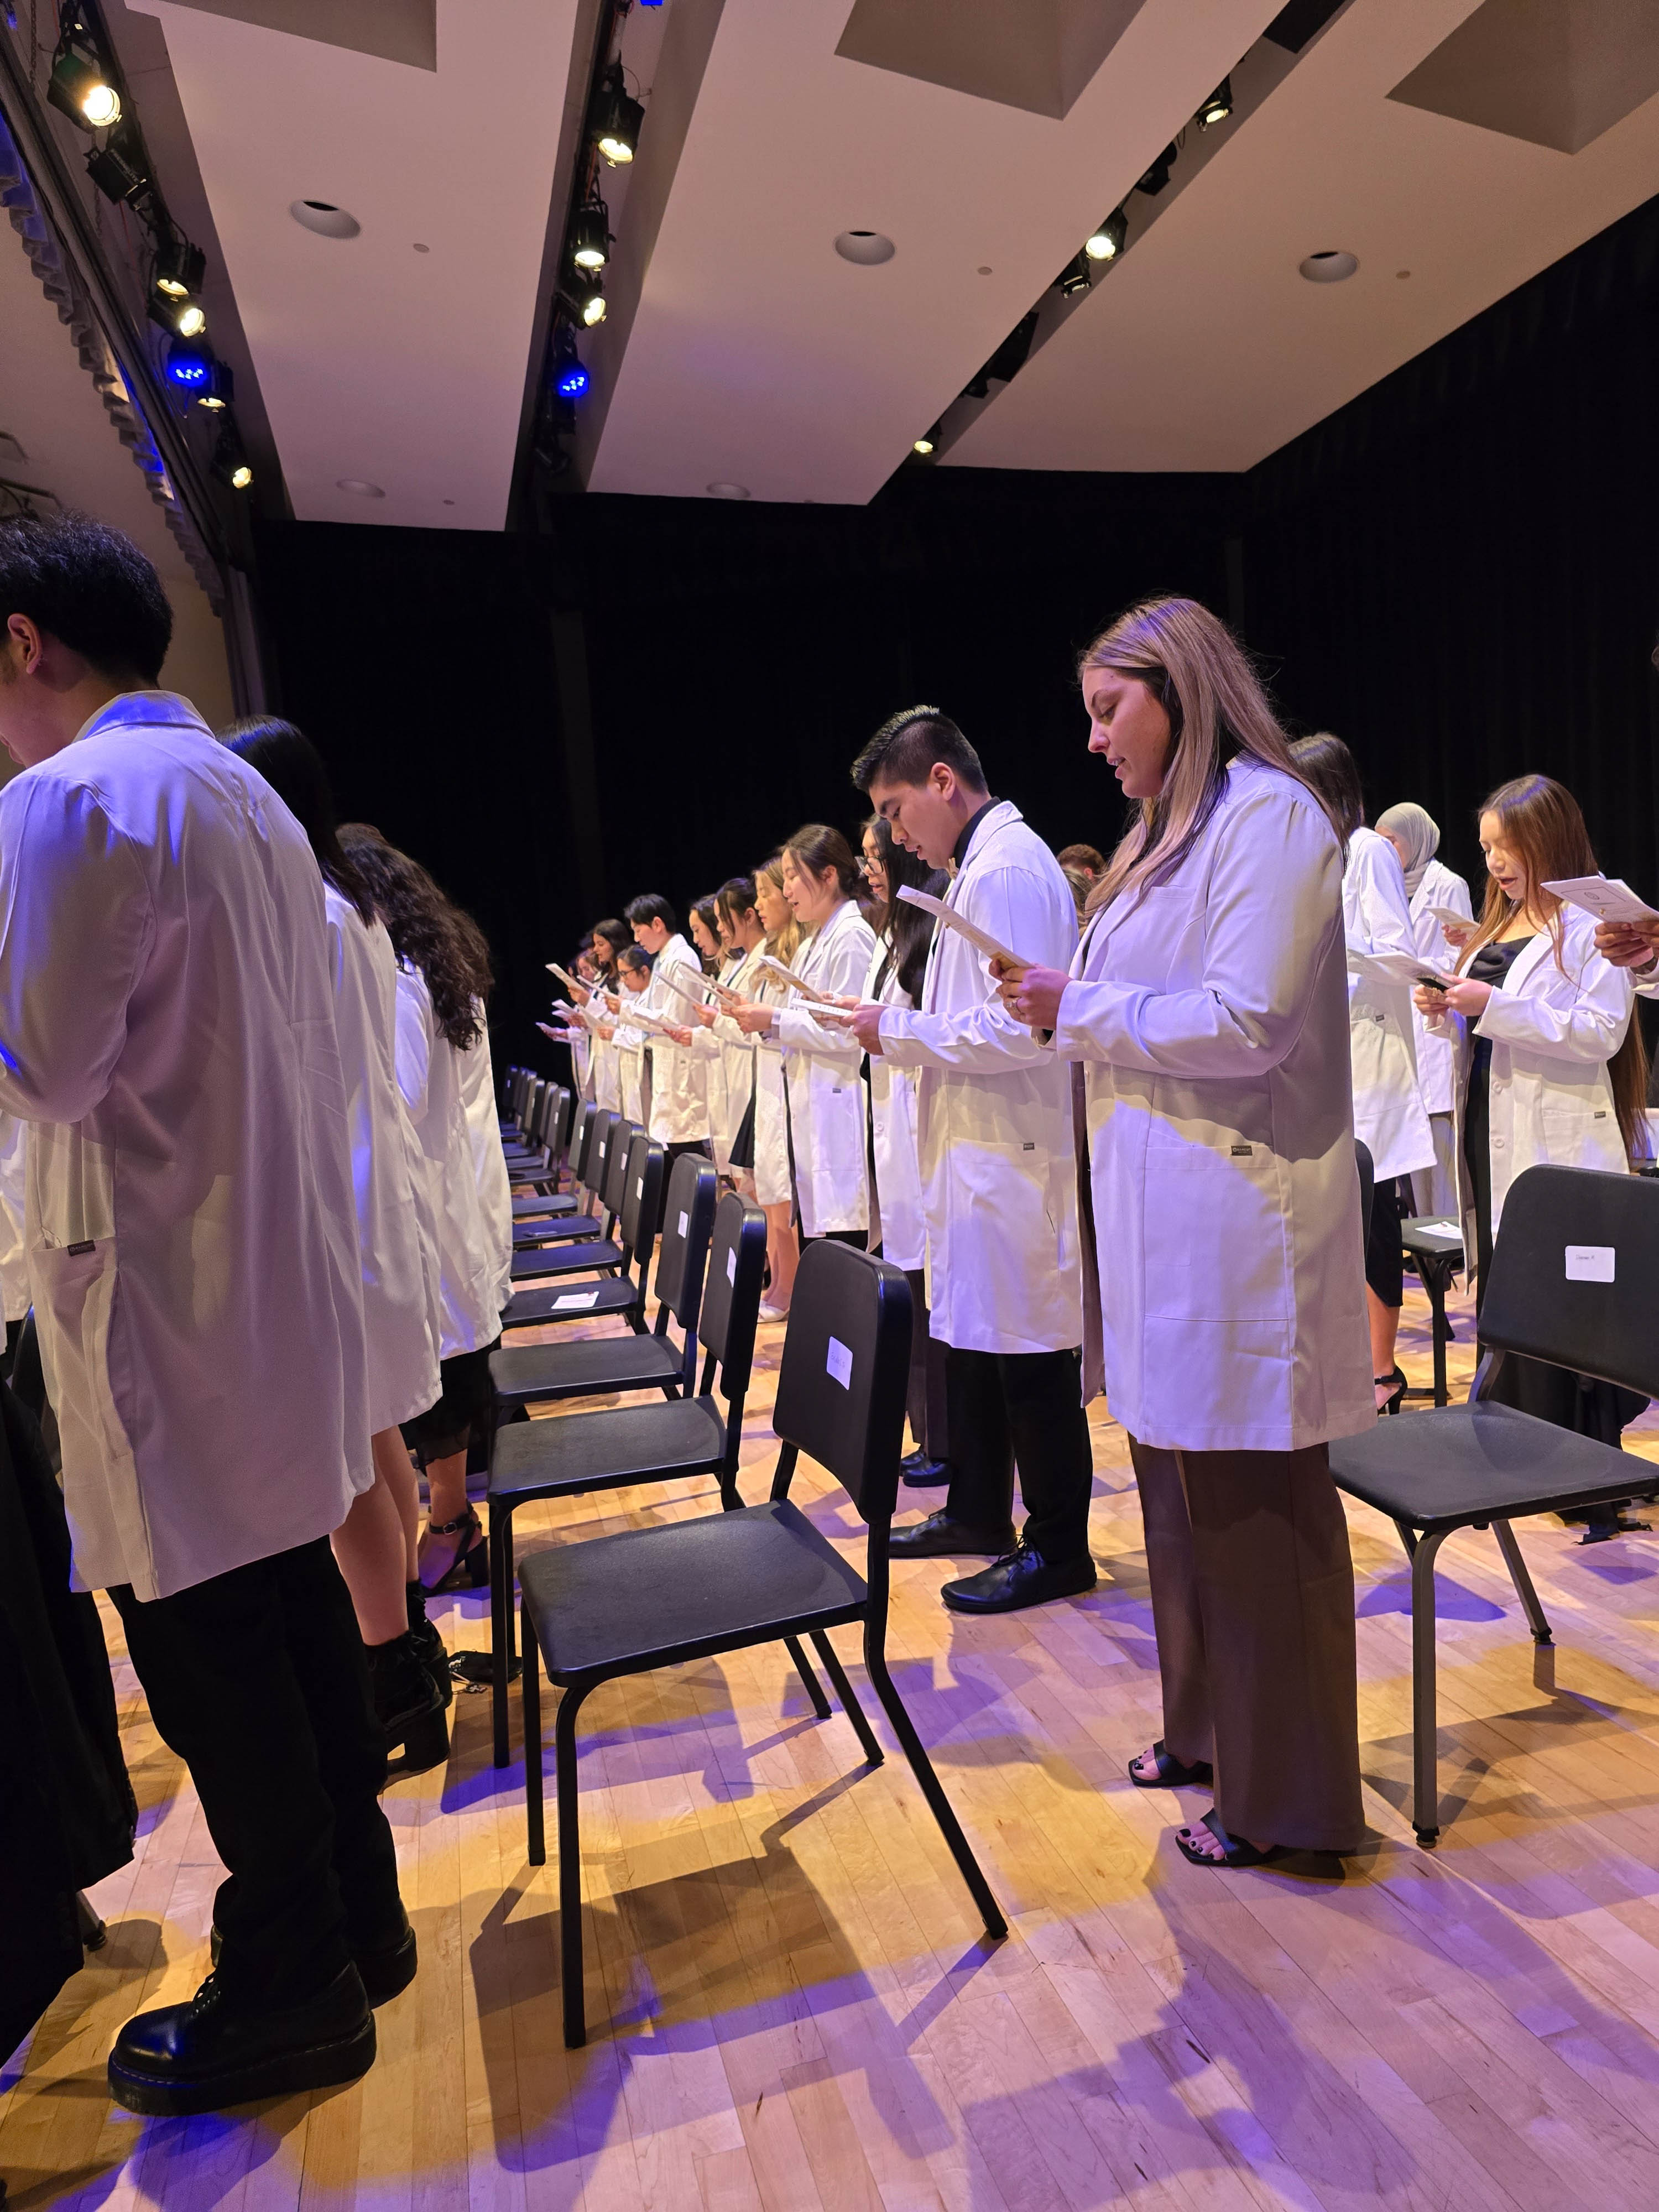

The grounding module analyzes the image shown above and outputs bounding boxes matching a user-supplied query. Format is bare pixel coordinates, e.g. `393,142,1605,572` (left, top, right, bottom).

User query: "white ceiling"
128,0,580,529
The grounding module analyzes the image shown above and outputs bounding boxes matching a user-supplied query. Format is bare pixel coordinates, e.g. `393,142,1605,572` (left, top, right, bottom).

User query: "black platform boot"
108,1963,375,2116
406,1580,453,1708
366,1632,448,1773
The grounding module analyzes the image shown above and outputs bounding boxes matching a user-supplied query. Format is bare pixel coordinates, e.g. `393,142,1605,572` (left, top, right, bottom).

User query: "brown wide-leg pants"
1128,1436,1364,1853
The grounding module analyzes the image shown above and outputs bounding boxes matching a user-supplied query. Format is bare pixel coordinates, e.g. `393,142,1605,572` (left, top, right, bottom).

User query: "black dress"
1465,935,1647,1448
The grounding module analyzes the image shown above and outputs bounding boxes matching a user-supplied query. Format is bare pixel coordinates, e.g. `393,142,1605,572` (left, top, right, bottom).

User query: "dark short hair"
0,511,173,682
618,943,652,973
1287,733,1364,842
850,706,986,797
624,892,677,932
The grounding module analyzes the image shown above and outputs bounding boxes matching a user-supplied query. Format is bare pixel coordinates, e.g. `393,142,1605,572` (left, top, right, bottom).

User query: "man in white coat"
850,709,1094,1614
0,514,401,2115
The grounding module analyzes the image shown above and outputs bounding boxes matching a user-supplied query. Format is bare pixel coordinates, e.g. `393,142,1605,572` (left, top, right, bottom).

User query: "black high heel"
1375,1368,1406,1417
420,1507,489,1594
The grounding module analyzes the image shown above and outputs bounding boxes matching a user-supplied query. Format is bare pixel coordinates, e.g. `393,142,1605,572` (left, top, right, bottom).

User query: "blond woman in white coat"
849,711,1094,1619
1002,599,1373,1867
627,894,711,1154
1377,802,1473,1219
773,827,877,1240
1414,775,1647,1454
685,895,734,1167
688,876,767,1179
1290,735,1436,1415
728,862,801,1316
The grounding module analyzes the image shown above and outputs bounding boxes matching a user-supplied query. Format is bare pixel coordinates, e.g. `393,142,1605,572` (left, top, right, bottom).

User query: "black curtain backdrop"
252,190,1659,1079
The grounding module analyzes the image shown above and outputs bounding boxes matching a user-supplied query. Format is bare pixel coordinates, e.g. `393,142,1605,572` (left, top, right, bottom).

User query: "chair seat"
519,1499,867,1682
510,1238,621,1280
513,1214,603,1248
491,1393,727,1503
1401,1215,1464,1260
513,1192,577,1217
1331,1401,1655,1533
491,1333,682,1407
500,1277,640,1329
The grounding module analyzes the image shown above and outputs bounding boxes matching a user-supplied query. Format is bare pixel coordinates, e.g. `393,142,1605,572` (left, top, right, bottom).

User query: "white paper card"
896,885,1030,973
554,1291,600,1311
1347,946,1456,990
1417,1218,1463,1239
1543,877,1659,926
826,1336,853,1389
725,1248,736,1284
1426,905,1472,931
756,952,841,1006
1565,1244,1615,1283
677,1211,688,1237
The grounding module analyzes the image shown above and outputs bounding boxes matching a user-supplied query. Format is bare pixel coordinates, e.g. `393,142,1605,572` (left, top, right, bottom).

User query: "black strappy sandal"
420,1506,488,1594
1127,1740,1214,1790
1375,1366,1406,1417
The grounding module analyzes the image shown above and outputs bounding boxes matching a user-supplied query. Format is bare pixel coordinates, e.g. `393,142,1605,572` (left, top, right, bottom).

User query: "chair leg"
492,1501,514,1769
523,1605,544,1865
1428,1261,1452,1410
555,1684,589,2048
784,1635,832,1719
863,1644,1007,1940
1410,1528,1449,1846
808,1630,884,1766
1491,1519,1553,1646
1393,1519,1417,1561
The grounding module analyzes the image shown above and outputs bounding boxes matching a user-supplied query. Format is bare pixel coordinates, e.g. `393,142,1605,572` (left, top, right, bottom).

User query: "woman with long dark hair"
340,828,503,1598
223,722,448,1766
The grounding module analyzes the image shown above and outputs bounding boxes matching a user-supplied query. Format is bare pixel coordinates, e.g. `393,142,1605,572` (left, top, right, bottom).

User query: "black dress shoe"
108,1963,375,2117
210,1907,416,2007
368,1633,449,1773
941,1543,1097,1614
900,1453,952,1488
888,1511,1016,1559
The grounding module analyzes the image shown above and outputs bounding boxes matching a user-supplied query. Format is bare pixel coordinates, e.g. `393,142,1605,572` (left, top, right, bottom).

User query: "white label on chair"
826,1336,853,1389
554,1290,601,1310
726,1248,736,1284
1565,1244,1615,1282
637,1178,645,1198
678,1211,688,1238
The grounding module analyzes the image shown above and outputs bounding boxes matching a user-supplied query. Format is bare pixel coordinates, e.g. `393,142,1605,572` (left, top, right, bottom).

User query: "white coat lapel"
1500,928,1558,998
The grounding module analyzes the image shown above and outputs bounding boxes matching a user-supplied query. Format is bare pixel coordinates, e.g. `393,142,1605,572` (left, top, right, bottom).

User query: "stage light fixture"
1137,143,1176,195
164,336,212,392
195,360,235,411
154,237,206,299
151,289,206,339
571,200,610,271
579,275,606,327
1056,253,1092,298
1198,77,1233,129
48,45,121,130
912,422,942,457
86,141,145,204
554,337,589,400
592,62,643,165
212,424,252,491
1084,207,1128,263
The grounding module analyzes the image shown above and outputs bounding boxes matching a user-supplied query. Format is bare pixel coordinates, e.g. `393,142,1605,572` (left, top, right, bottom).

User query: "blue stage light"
555,354,589,400
165,337,211,389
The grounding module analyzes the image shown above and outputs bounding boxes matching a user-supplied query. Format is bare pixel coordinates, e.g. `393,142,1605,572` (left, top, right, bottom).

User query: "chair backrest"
1355,1138,1374,1246
508,1067,528,1121
602,1114,638,1217
546,1086,572,1171
1480,1164,1659,1399
585,1108,620,1208
770,1242,912,1527
567,1097,595,1185
652,1152,717,1329
695,1191,768,1403
619,1132,669,1276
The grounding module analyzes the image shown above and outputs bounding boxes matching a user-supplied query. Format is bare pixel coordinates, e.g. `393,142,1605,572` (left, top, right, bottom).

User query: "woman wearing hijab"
1375,804,1473,1220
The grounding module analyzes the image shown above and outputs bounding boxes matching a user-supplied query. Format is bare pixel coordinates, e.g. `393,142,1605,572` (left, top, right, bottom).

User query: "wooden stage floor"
8,1275,1659,2211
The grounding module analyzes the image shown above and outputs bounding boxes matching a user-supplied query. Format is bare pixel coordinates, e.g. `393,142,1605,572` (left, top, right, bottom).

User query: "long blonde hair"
753,855,802,965
1081,597,1339,916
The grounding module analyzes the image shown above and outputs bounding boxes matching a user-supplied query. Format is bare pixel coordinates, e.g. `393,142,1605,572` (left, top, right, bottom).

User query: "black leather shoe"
210,1908,416,2008
108,1963,375,2116
900,1454,951,1488
368,1633,449,1772
941,1544,1097,1614
406,1582,455,1709
888,1511,1016,1559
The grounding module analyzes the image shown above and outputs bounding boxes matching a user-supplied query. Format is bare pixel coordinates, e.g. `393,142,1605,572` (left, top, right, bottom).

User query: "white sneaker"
757,1301,790,1324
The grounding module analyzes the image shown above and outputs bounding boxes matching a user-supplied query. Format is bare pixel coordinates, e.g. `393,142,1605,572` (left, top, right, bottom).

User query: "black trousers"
902,1268,949,1462
941,1345,1093,1562
110,1537,401,2008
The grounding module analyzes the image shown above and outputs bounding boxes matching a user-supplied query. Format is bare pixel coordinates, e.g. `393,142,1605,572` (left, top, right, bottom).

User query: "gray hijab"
1375,802,1439,897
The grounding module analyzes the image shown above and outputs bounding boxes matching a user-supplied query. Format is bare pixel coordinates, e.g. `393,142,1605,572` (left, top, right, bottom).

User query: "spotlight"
1136,143,1176,195
195,359,235,411
578,275,606,327
1084,207,1128,262
1055,252,1092,298
86,141,145,204
591,61,643,165
150,290,206,339
553,336,589,400
164,336,212,392
570,200,610,271
154,237,206,299
212,424,252,491
1197,77,1233,129
912,422,942,457
47,45,120,131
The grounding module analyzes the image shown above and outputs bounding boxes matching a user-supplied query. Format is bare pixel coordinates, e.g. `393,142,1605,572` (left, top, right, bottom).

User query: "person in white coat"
849,710,1095,1617
727,862,801,1316
224,721,449,1768
1290,736,1436,1416
690,875,767,1184
0,1109,28,1364
0,513,399,2110
1414,775,1648,1461
687,893,739,1171
627,894,712,1156
1376,802,1473,1219
1001,598,1373,1867
606,946,654,1121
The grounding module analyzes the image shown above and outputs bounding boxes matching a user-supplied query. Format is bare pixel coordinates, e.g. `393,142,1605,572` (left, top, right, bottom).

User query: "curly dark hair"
337,824,492,1051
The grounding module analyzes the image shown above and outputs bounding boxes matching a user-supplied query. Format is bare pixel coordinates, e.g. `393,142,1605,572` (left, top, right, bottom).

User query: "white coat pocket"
1142,1127,1291,1323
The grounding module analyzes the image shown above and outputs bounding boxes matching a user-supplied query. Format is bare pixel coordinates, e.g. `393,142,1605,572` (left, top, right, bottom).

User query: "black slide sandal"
1175,1808,1286,1870
1127,1739,1214,1791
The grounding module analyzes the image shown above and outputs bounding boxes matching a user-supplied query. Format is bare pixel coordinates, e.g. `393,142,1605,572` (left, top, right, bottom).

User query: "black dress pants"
941,1345,1093,1562
110,1537,401,2008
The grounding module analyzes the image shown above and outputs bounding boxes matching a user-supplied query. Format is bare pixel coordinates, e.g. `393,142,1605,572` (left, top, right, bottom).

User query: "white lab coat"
1428,905,1635,1239
644,934,710,1145
862,936,926,1272
458,1011,514,1311
1055,757,1374,1453
779,899,876,1237
880,801,1082,1355
0,692,371,1601
1405,857,1473,1117
0,1113,27,1323
394,965,500,1356
613,1000,649,1124
325,885,442,1433
750,962,792,1207
711,945,764,1170
1344,826,1435,1183
686,957,734,1167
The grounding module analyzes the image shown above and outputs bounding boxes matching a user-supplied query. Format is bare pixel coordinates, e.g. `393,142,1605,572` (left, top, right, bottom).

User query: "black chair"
497,1129,672,1335
502,1079,547,1161
512,1090,579,1215
512,1108,628,1248
508,1115,639,1284
1331,1165,1659,1846
1401,1216,1464,1409
515,1239,1007,2045
508,1108,612,1272
489,1181,760,1766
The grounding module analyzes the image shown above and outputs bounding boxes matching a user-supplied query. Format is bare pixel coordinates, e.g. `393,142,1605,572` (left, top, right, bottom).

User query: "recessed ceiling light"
413,242,430,254
977,265,992,275
442,498,455,505
1300,249,1358,283
706,482,749,499
290,200,361,240
1396,268,1411,279
336,478,385,497
834,230,895,265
